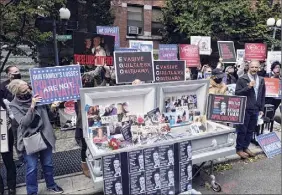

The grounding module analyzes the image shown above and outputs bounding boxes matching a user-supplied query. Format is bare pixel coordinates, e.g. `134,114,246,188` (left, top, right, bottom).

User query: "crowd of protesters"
0,57,281,194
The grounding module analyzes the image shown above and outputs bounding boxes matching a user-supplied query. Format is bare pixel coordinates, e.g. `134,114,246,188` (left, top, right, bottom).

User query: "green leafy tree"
0,0,65,74
162,0,281,50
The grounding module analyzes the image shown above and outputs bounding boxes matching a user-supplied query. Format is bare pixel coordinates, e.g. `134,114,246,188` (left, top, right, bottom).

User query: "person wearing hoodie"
225,66,237,85
208,68,227,95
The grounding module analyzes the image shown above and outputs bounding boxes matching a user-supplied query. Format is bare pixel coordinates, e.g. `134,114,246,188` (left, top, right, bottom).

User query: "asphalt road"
193,154,281,194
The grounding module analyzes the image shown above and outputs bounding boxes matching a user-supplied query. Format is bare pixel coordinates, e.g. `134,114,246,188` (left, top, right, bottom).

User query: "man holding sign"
235,60,266,159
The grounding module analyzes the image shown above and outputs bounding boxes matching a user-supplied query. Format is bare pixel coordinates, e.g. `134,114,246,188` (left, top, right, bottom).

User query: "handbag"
23,132,47,155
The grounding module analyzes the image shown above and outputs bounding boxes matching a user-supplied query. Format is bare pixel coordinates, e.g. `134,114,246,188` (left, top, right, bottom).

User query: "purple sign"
97,26,120,48
159,44,178,60
29,65,82,105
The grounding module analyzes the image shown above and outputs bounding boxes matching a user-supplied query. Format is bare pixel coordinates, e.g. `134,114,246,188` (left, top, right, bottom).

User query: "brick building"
111,0,165,52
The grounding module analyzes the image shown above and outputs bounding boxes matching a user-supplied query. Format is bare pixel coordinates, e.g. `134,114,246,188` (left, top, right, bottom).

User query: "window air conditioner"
128,26,139,35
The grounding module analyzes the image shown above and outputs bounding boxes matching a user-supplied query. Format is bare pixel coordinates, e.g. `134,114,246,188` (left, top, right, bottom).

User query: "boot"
244,149,256,157
236,151,249,159
81,162,91,178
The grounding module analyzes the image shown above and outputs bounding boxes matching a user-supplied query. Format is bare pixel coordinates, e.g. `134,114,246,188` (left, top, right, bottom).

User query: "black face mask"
17,92,32,100
12,73,21,80
214,78,223,84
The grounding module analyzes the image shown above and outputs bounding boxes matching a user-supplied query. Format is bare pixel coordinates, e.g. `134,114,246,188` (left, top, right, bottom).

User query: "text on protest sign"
207,94,247,124
0,110,9,153
179,44,200,67
257,132,281,158
244,43,266,61
217,41,236,63
114,52,154,84
97,26,120,48
158,44,178,60
30,65,82,105
154,60,185,82
264,78,280,97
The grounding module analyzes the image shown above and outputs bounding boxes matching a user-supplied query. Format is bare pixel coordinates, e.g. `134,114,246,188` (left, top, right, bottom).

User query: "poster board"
114,52,154,84
179,44,200,67
73,32,115,66
257,132,281,158
158,44,178,60
29,65,82,105
0,109,9,153
59,100,77,131
129,40,153,52
266,51,281,73
244,43,267,61
97,26,120,48
217,41,236,63
190,36,211,55
207,94,247,124
236,49,245,63
153,60,186,83
264,78,280,97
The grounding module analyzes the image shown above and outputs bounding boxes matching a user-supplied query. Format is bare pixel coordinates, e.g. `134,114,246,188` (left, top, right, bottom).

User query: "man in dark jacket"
235,60,266,159
0,66,19,195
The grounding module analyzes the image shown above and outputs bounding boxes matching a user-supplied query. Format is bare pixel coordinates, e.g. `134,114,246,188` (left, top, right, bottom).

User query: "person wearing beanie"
208,68,227,95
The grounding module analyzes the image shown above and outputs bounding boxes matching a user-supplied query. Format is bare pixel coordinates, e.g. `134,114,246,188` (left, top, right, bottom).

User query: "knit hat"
271,61,281,71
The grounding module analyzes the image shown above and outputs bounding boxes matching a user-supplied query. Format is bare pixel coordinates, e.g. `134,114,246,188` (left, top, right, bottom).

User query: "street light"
266,17,281,51
53,7,71,66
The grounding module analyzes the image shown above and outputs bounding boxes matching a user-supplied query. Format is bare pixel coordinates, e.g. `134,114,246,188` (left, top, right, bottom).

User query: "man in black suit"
235,60,266,159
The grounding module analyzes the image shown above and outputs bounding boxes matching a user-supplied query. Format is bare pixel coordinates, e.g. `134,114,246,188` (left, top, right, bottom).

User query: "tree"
161,0,281,49
0,0,65,74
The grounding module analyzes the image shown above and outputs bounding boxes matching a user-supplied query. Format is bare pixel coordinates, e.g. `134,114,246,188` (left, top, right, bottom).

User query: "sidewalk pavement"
13,129,281,195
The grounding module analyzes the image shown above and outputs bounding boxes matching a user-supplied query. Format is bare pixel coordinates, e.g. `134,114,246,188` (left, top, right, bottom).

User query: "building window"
127,5,143,35
152,8,163,36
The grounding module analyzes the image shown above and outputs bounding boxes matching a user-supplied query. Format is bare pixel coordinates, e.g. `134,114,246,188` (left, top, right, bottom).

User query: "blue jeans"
236,109,258,151
23,145,57,195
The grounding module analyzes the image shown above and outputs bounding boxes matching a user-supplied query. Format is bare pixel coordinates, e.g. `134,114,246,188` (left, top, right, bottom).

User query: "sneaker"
48,186,64,194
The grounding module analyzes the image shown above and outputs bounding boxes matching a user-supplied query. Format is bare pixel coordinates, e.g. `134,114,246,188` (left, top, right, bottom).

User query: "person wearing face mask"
7,79,63,195
225,66,237,85
0,66,20,195
208,68,227,95
235,60,266,159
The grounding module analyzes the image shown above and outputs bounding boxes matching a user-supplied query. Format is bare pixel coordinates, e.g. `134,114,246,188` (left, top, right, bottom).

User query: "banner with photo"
129,40,153,52
59,101,77,131
190,36,211,55
217,41,236,63
97,26,120,48
236,49,245,63
0,109,9,153
244,43,267,61
158,44,178,60
207,94,247,124
266,51,281,73
29,65,82,105
179,44,200,67
73,32,115,66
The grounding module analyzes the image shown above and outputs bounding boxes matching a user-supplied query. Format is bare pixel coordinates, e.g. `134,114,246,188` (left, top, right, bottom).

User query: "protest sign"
115,48,138,52
203,72,212,79
257,132,281,158
236,49,245,63
129,40,153,52
30,65,82,105
266,51,281,73
0,109,9,153
158,44,178,60
190,36,211,55
217,41,236,63
97,26,120,48
207,94,247,124
264,78,280,97
179,44,200,67
73,32,115,66
154,60,185,82
226,84,236,95
114,52,154,83
245,43,267,61
59,101,77,131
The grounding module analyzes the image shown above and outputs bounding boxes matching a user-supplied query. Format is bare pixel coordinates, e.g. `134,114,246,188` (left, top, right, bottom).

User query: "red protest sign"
264,78,280,97
179,44,200,67
245,43,267,61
